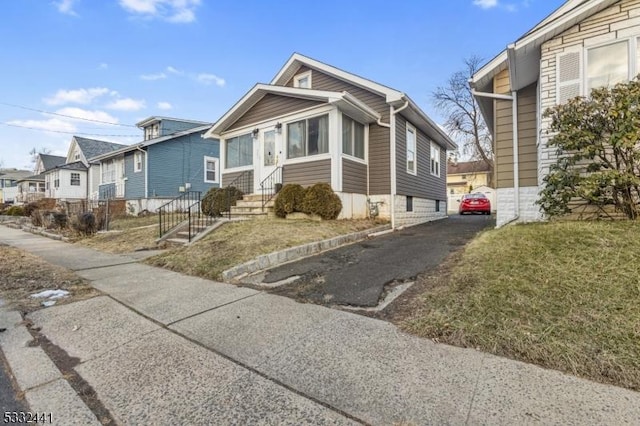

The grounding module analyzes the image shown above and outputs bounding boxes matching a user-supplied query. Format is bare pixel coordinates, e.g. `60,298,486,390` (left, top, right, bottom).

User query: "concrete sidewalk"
1,225,639,425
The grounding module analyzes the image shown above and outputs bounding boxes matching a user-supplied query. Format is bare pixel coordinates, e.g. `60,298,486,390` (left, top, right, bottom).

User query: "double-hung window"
204,156,219,183
430,143,441,177
134,152,143,172
102,160,115,183
287,114,329,159
226,133,253,168
406,123,417,174
342,115,365,160
70,172,80,186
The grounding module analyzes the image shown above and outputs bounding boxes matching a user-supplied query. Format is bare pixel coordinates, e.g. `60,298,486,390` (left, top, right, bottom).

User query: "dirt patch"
0,245,100,313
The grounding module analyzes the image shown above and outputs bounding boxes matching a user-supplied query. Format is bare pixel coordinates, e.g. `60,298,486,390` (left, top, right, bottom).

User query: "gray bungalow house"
92,117,218,213
204,53,456,227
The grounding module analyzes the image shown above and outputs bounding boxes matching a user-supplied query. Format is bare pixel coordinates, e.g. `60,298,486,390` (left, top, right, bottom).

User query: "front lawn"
75,215,159,253
399,221,640,391
144,218,384,281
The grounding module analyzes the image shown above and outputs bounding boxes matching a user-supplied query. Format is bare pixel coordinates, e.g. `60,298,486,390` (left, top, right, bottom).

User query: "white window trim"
223,133,254,171
583,36,639,96
285,112,331,161
293,70,312,89
70,172,81,186
341,113,367,163
406,123,417,176
430,142,441,178
204,156,219,184
134,152,143,173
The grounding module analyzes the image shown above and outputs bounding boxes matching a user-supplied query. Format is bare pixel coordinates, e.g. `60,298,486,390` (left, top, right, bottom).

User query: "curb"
0,309,99,425
221,224,391,281
3,223,70,242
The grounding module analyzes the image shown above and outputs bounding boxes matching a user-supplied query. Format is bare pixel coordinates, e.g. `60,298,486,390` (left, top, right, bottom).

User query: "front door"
257,130,279,192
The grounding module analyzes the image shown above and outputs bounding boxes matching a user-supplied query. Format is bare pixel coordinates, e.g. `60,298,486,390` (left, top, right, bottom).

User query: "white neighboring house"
44,162,87,200
43,136,127,201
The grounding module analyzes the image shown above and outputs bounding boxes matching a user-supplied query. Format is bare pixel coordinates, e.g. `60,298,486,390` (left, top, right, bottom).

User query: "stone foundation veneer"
496,187,542,227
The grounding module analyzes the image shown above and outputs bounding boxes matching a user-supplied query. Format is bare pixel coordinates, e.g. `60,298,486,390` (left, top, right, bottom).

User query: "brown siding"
283,159,331,187
285,66,389,121
395,115,447,200
494,69,514,188
228,94,323,131
222,170,254,194
369,122,390,194
493,70,538,189
342,158,367,194
517,83,538,187
283,66,392,193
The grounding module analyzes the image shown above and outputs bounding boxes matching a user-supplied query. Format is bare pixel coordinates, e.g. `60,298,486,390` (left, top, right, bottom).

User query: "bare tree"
433,56,493,169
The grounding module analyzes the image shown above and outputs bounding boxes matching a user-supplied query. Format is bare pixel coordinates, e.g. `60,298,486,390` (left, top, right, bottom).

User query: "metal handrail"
259,166,283,211
158,191,201,238
186,197,215,242
225,170,252,219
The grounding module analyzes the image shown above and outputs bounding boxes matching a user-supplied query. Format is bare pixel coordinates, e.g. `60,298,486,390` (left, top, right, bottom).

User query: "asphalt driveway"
263,215,494,307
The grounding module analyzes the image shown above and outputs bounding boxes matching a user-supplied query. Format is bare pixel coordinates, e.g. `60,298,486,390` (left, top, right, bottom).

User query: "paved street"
1,225,639,425
263,215,493,306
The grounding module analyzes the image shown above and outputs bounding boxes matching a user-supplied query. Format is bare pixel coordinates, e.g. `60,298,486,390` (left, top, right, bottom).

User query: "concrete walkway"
1,225,639,425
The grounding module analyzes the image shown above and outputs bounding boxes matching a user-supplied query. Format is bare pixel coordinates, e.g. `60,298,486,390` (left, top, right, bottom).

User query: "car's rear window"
464,193,487,199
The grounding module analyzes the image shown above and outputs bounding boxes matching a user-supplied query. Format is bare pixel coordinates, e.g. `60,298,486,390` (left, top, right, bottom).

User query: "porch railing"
225,171,252,219
185,197,215,242
158,191,201,238
259,166,283,211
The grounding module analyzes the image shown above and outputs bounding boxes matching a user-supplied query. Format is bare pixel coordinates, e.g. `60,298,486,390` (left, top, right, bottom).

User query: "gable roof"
447,160,492,175
17,173,46,183
91,124,212,162
206,53,456,150
39,154,66,171
0,169,33,180
471,0,617,93
51,161,87,172
205,84,382,137
73,136,128,161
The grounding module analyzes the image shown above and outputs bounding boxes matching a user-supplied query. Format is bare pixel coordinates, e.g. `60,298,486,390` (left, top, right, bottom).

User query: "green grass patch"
144,218,384,280
402,221,640,391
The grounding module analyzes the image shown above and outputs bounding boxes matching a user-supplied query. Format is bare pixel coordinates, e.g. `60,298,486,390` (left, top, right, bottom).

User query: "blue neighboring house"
92,117,218,212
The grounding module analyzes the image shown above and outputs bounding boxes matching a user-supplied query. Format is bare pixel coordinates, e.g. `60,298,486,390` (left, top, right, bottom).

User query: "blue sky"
0,0,565,170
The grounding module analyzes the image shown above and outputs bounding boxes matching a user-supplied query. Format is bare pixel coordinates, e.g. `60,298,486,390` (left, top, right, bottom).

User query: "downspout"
471,90,519,224
379,100,409,229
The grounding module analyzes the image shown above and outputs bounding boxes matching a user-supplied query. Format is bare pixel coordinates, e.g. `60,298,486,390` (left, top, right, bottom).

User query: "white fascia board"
204,84,346,138
471,51,509,90
271,53,404,102
405,97,457,151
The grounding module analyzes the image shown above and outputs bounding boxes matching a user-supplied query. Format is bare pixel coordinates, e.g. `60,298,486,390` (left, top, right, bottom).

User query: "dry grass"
75,215,160,253
145,218,385,280
401,221,640,391
0,245,99,313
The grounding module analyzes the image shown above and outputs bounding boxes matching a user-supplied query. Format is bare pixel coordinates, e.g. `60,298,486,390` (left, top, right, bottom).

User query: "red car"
459,193,491,215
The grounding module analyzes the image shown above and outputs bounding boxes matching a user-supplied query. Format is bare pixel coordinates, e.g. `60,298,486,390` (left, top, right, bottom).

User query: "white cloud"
44,87,110,105
157,101,172,110
98,63,108,70
166,66,182,75
55,107,119,124
106,98,146,111
473,0,498,9
118,0,201,23
196,73,226,87
7,118,77,133
140,72,167,81
55,0,79,16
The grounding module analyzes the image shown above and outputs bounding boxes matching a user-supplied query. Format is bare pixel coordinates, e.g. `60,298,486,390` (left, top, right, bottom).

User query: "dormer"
136,116,212,140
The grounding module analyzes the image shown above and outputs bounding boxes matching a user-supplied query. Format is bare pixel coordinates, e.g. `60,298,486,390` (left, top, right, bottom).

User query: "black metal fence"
158,191,200,238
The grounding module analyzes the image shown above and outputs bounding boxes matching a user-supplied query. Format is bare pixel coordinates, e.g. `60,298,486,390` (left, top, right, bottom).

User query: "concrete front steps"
226,193,276,219
162,218,217,246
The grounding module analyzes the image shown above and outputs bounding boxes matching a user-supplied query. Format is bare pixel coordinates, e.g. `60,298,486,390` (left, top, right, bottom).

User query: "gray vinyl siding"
369,122,390,194
395,114,446,200
147,132,220,197
342,158,367,194
285,66,392,194
124,151,145,198
228,94,323,131
160,119,205,137
283,159,331,187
